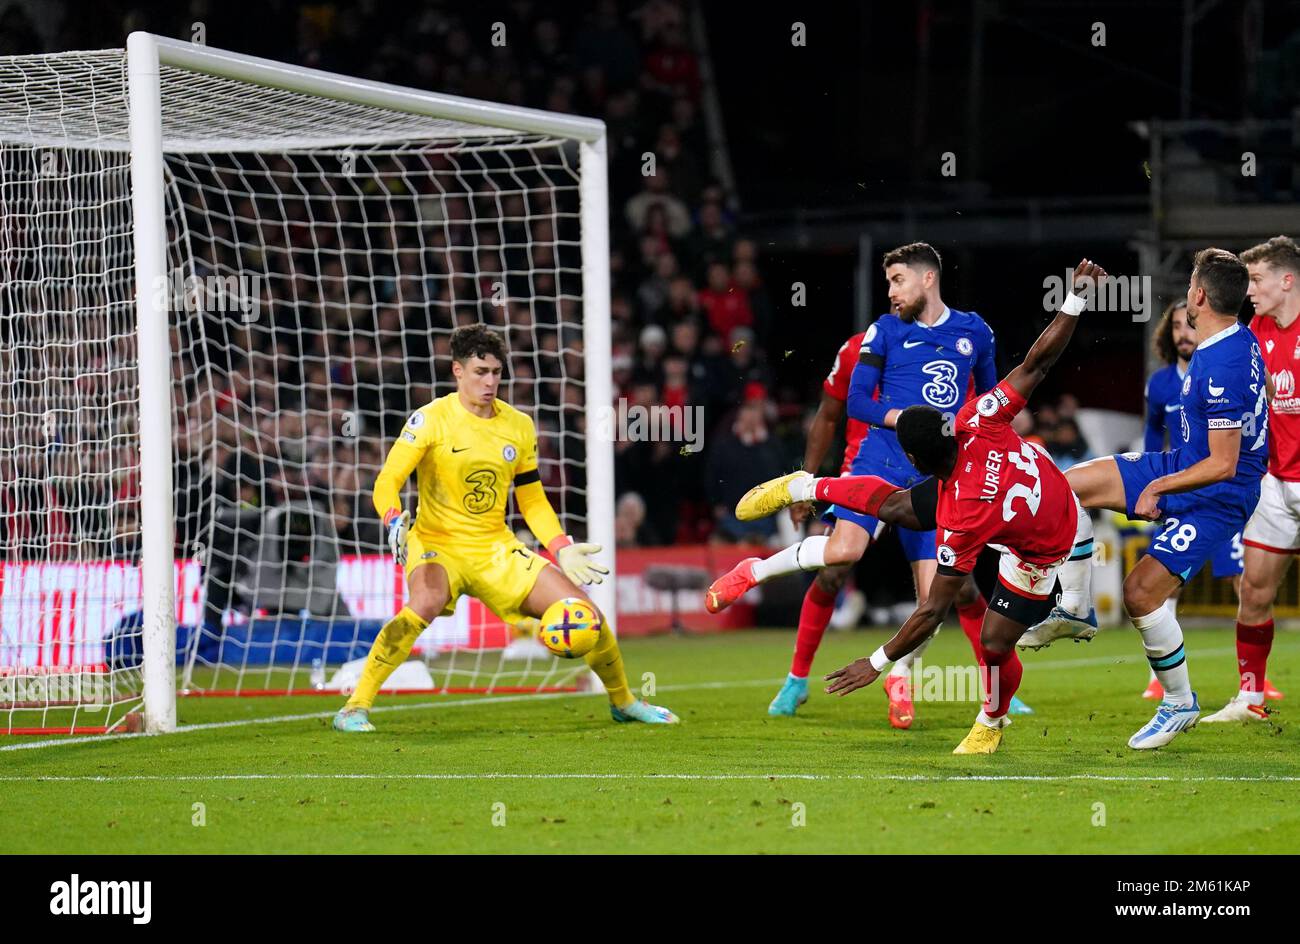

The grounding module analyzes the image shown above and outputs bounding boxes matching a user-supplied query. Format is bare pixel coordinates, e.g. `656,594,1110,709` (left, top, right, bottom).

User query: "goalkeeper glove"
384,509,410,566
548,535,609,586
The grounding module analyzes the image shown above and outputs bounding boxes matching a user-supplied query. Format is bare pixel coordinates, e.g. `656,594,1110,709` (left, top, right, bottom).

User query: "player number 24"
1001,443,1042,523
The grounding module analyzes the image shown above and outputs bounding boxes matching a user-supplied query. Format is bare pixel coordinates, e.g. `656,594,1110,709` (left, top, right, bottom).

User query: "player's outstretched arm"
825,570,964,696
1133,428,1242,519
373,437,425,566
1004,259,1106,401
515,478,610,586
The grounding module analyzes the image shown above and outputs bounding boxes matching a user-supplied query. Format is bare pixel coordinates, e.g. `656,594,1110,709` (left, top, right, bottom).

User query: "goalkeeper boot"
1127,693,1200,750
768,674,809,716
705,558,761,614
611,699,680,724
1008,695,1035,716
736,471,812,521
1017,604,1098,650
333,706,375,733
953,717,1007,754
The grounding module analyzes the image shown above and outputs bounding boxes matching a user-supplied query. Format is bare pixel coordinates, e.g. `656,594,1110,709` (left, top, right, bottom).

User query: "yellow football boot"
735,471,811,521
952,720,1005,754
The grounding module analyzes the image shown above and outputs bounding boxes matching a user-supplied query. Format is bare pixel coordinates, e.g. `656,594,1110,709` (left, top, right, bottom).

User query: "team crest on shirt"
407,411,425,428
503,444,517,462
937,544,957,567
1181,375,1192,396
977,394,999,416
957,337,974,356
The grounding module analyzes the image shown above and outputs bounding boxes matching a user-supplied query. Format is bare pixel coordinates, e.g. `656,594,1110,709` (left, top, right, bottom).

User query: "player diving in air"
333,325,678,732
720,260,1106,754
710,241,1032,728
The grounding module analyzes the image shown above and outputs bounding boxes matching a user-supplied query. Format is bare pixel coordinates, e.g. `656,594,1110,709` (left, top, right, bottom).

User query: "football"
538,597,600,658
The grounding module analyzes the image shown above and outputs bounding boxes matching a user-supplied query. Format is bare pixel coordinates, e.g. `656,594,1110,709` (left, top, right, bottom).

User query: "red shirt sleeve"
823,335,859,401
957,379,1026,432
937,524,985,574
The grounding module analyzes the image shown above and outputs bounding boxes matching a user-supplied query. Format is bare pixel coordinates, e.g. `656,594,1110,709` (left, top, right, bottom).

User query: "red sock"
956,597,987,670
813,475,899,517
791,580,838,677
981,646,1023,719
1236,620,1274,693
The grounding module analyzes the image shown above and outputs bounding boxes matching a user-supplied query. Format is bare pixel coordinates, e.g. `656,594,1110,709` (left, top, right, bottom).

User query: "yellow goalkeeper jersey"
373,393,541,548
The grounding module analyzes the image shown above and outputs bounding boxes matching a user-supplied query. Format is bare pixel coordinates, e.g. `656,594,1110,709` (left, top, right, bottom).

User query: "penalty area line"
2,772,1298,784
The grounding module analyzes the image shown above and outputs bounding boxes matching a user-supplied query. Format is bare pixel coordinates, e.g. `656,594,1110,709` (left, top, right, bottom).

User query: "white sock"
975,710,1002,729
1057,499,1094,617
1131,607,1193,707
1163,596,1178,617
751,535,828,583
891,626,938,676
787,474,817,503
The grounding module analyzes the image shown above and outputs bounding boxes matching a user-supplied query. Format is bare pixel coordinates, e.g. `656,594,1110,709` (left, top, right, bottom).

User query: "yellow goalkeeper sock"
584,621,634,709
344,606,429,711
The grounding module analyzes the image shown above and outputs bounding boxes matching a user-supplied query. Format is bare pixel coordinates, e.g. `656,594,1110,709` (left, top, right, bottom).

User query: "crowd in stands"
0,0,1102,577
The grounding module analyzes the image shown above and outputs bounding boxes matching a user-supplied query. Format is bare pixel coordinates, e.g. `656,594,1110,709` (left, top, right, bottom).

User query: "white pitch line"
0,678,778,752
1,772,1298,784
2,639,1287,753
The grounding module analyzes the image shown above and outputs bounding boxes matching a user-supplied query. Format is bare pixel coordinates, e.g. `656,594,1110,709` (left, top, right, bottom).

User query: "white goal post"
0,33,615,735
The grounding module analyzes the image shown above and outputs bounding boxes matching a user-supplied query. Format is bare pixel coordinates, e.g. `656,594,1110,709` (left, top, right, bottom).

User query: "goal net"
0,34,614,735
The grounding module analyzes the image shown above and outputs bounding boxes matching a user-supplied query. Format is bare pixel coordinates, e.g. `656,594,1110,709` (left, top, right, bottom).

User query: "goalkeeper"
334,325,678,731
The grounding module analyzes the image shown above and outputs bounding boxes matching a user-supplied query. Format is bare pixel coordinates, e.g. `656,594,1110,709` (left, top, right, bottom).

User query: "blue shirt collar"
1197,321,1240,351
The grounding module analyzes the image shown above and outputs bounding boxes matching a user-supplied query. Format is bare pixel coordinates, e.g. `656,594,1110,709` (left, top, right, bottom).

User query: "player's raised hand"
825,657,880,696
1070,258,1108,301
556,540,610,586
386,509,410,566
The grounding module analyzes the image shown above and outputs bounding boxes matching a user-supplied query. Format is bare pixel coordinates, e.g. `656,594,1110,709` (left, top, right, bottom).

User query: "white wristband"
1060,292,1086,316
869,646,891,672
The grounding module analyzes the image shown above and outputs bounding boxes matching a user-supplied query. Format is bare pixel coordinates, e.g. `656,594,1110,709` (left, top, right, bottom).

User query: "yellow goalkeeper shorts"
405,529,548,623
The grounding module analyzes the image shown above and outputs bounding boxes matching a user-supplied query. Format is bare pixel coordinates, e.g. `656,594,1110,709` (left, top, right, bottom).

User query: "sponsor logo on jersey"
1275,369,1296,399
937,544,957,567
503,444,517,462
1266,339,1275,354
421,550,438,560
903,339,925,349
957,337,974,356
401,431,417,443
1207,380,1226,397
993,387,1010,406
977,394,1000,416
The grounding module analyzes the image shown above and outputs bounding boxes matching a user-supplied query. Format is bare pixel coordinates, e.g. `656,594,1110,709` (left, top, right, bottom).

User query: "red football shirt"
823,332,870,474
935,380,1077,573
1250,314,1300,481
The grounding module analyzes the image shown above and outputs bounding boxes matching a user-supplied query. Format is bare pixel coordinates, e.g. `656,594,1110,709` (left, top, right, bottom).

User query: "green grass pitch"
3,626,1298,854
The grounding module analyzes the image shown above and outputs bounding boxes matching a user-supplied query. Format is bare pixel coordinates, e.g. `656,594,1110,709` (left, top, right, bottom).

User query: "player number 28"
1156,517,1197,552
